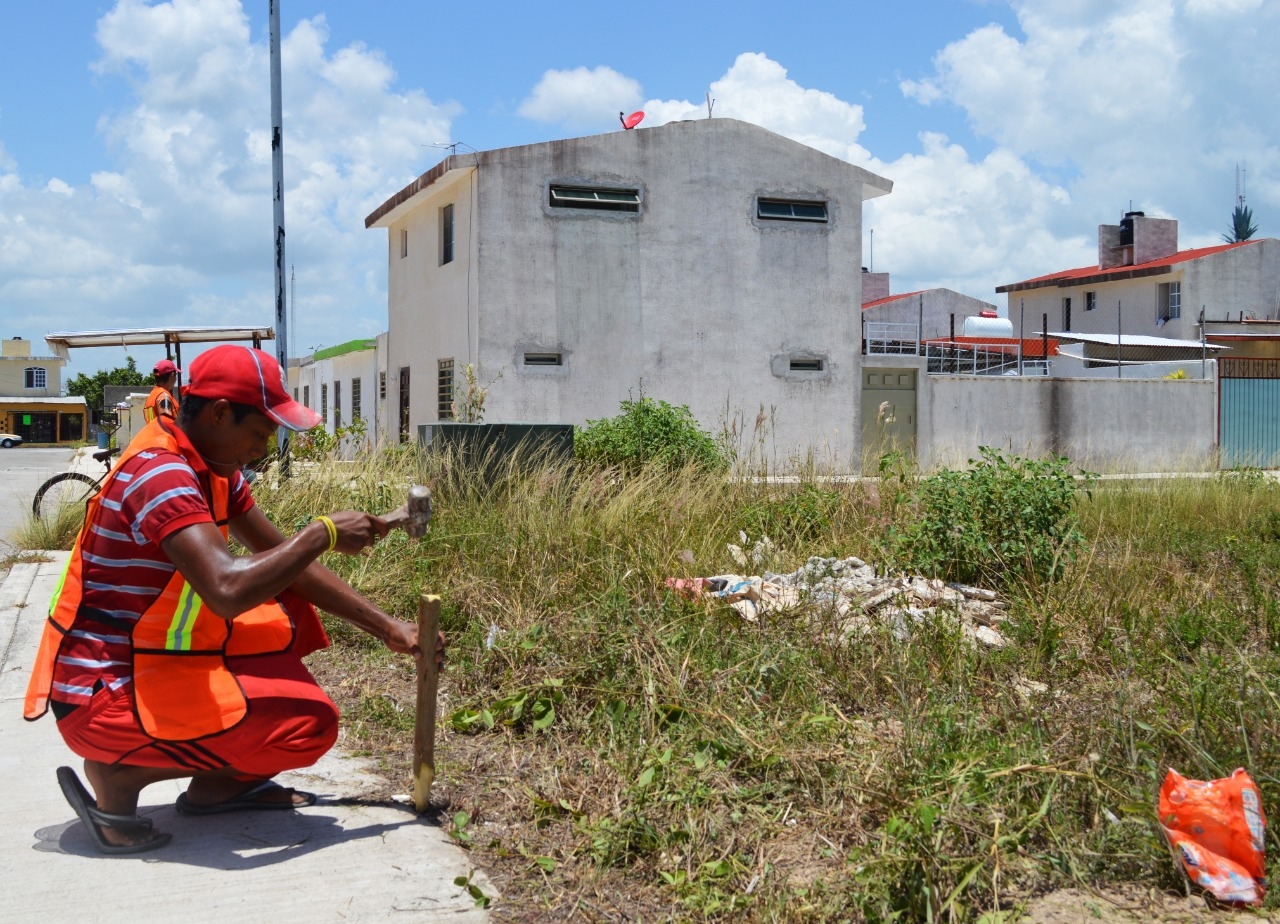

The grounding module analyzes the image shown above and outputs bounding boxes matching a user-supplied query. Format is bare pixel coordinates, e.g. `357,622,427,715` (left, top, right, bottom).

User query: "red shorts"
57,651,338,780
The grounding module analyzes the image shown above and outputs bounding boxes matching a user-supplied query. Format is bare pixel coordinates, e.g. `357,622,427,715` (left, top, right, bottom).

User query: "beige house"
0,337,85,443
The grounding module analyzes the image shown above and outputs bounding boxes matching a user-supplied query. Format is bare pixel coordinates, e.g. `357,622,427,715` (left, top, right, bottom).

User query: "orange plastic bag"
1159,767,1267,905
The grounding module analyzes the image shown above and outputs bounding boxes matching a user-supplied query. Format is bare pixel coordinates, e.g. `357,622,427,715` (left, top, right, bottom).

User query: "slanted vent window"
549,185,640,212
758,198,828,223
789,358,826,372
523,352,563,366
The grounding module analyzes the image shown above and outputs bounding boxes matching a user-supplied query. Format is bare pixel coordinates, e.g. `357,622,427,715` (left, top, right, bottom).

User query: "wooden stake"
413,594,441,813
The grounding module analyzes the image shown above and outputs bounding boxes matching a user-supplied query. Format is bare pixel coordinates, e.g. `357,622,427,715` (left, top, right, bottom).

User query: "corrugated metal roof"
1044,331,1227,349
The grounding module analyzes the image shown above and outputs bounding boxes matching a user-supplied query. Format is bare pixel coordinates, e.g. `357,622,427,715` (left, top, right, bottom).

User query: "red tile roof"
996,239,1263,293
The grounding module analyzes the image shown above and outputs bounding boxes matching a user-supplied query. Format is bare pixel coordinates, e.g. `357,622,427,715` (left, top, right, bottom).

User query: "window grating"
758,198,828,222
549,185,640,212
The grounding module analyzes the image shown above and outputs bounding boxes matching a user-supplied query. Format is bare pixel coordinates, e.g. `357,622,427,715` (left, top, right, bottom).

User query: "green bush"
881,447,1093,587
575,397,728,472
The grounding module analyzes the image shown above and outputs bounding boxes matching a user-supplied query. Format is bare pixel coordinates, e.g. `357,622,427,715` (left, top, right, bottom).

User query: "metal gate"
1220,358,1280,468
861,368,917,473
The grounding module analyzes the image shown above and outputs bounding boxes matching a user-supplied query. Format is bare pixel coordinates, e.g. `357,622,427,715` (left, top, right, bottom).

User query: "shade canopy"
44,326,275,362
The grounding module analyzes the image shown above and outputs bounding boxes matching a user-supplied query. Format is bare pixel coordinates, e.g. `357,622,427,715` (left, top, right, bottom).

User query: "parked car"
0,432,24,448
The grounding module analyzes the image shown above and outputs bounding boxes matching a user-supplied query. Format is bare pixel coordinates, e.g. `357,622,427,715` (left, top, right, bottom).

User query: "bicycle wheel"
33,472,101,520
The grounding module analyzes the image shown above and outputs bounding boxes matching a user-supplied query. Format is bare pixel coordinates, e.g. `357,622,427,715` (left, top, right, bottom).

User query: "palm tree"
1223,204,1259,242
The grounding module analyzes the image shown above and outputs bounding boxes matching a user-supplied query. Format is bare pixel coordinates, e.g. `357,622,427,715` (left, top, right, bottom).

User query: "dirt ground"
1019,885,1277,923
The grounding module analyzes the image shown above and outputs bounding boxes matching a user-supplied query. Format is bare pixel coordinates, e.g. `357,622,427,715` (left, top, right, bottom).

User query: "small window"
1158,281,1181,321
333,380,342,429
303,384,310,409
351,377,362,422
789,358,826,372
379,370,387,400
400,228,408,259
523,352,563,366
24,367,47,389
438,358,455,420
320,383,328,424
293,387,298,400
758,198,828,223
549,185,640,212
1062,297,1072,332
441,204,454,265
1085,291,1097,311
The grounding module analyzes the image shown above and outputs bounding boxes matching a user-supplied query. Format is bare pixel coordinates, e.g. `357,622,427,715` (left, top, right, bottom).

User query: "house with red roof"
996,211,1280,358
861,270,999,341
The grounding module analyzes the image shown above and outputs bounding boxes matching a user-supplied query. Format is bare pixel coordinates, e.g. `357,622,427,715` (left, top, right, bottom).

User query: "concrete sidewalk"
1,554,495,923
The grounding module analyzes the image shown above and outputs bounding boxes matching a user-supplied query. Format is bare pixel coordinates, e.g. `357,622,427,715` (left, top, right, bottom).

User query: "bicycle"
32,446,121,520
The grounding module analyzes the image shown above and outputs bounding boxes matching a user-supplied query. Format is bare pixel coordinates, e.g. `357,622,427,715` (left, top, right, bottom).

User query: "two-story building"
996,211,1279,350
289,336,388,455
0,336,86,444
365,117,893,467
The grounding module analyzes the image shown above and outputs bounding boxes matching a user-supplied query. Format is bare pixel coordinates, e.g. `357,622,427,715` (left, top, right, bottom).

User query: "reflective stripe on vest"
23,417,298,741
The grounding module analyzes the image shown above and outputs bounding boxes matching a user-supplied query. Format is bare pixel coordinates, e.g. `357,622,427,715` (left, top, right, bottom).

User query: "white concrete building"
860,273,999,341
997,212,1280,351
365,118,892,468
289,338,385,454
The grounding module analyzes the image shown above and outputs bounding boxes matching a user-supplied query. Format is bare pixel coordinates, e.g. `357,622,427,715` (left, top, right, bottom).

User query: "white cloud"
0,0,456,373
518,66,643,128
645,53,871,164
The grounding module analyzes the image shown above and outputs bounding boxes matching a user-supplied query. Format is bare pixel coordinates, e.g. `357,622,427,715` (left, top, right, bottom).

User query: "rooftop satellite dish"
620,110,645,130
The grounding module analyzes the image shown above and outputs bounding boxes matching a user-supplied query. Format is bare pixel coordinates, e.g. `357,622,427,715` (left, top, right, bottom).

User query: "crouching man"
24,345,443,854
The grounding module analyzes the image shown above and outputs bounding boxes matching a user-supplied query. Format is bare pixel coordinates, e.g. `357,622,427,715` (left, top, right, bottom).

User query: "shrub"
575,397,728,472
880,447,1093,587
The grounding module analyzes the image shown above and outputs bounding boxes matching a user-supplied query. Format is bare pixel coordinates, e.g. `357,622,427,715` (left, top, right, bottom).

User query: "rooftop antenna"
706,91,715,118
619,110,645,130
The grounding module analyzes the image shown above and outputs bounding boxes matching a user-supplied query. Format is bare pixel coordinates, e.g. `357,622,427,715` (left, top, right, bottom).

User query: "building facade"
0,336,85,443
289,338,384,455
996,212,1279,351
366,118,892,468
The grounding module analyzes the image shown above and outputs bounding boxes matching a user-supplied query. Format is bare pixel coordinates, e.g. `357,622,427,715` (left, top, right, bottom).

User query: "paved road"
0,447,75,546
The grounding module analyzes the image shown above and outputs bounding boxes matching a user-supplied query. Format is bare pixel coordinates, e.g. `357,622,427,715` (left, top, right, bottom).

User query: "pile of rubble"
665,554,1010,647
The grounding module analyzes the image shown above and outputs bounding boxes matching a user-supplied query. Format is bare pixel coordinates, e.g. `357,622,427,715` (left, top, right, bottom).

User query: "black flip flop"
55,766,173,855
175,779,317,816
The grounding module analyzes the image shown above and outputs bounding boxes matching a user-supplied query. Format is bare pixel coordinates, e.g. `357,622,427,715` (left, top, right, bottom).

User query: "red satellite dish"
620,110,645,130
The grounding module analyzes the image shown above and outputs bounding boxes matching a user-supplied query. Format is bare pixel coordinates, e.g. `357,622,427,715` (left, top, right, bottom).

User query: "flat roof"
44,326,275,359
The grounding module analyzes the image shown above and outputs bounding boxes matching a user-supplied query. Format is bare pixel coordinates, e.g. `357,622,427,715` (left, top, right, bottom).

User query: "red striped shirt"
50,449,253,708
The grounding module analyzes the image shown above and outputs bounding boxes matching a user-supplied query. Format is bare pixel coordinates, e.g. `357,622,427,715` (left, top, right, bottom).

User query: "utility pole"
270,0,290,476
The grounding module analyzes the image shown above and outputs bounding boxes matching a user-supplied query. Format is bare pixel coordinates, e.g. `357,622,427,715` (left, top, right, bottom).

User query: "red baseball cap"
184,345,322,431
153,359,180,376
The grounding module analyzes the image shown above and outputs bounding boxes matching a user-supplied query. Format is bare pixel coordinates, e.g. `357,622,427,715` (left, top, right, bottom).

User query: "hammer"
380,484,433,538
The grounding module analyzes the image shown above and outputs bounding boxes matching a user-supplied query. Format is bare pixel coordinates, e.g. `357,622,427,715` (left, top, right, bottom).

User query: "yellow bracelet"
315,515,338,552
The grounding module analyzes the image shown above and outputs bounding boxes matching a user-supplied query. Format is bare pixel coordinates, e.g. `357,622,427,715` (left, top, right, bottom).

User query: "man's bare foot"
177,778,316,814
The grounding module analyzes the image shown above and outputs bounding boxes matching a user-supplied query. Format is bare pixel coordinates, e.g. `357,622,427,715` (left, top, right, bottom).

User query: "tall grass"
18,442,1280,920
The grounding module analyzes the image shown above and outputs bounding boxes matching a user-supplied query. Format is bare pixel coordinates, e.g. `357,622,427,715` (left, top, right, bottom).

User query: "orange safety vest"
24,418,325,742
142,385,179,423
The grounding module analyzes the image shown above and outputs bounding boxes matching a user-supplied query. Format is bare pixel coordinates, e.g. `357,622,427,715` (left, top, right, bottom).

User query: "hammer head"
405,484,433,539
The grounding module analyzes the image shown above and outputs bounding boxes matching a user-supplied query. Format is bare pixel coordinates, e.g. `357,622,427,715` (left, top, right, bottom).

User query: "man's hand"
325,510,391,555
383,619,446,671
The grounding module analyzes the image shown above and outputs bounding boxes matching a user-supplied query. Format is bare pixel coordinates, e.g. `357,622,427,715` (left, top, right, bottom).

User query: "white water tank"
963,312,1013,338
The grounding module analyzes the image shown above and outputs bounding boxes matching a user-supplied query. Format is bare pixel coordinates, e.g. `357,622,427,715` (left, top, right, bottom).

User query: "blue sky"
1,0,1277,381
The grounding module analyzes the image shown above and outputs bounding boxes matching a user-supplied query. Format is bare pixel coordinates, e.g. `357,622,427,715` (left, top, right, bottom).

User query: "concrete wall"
918,373,1216,472
384,168,476,440
375,118,892,469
